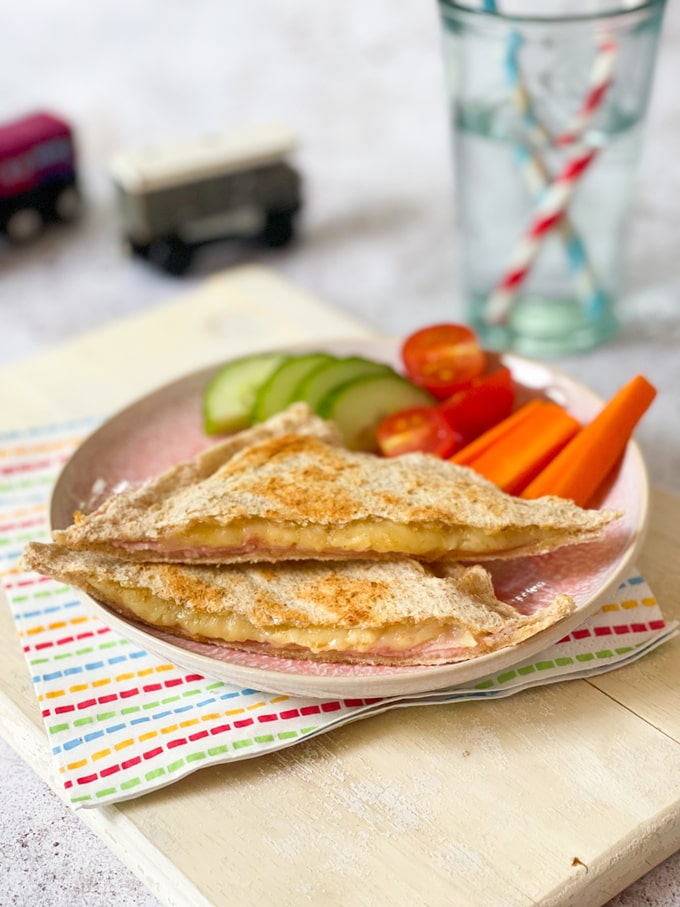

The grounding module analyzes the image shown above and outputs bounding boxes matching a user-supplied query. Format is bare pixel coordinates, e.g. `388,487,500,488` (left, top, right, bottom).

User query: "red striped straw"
555,39,618,146
484,38,619,328
506,34,605,315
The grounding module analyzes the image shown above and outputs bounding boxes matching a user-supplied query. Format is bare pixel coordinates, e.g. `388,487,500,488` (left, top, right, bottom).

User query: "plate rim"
48,337,651,699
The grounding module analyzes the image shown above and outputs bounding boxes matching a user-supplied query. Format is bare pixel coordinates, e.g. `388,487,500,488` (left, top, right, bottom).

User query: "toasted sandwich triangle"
53,404,620,564
21,542,575,667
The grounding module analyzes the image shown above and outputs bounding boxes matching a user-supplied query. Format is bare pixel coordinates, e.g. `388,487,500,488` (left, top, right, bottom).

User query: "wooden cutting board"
0,265,678,907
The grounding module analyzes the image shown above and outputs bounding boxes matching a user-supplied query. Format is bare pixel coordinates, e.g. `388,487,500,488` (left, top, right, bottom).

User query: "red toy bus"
0,111,80,242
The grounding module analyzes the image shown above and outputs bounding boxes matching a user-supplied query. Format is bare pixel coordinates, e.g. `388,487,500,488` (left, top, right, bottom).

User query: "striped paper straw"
484,143,601,326
484,37,619,327
555,39,619,146
505,33,549,147
505,33,607,318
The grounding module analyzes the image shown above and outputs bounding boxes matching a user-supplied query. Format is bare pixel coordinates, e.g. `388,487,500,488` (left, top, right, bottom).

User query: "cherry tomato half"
377,406,463,459
401,324,486,400
438,366,515,444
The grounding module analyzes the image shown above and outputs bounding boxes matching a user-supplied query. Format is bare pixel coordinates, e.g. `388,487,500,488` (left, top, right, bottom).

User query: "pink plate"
50,338,650,698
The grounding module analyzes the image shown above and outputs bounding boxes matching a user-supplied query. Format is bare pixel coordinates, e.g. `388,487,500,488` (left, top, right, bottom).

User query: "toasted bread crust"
23,543,518,627
53,407,619,563
21,542,575,665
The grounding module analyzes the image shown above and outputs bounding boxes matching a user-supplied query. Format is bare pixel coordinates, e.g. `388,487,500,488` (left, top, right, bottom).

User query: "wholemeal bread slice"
52,404,619,564
21,542,575,666
117,401,343,496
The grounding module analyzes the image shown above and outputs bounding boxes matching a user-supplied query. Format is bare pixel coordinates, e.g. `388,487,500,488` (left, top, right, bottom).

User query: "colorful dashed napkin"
1,419,676,809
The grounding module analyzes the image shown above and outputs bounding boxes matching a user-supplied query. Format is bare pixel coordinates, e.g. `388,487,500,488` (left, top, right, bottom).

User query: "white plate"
50,338,650,698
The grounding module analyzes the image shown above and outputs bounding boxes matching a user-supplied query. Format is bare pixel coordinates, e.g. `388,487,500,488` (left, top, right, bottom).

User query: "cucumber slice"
251,353,337,423
202,352,289,435
294,356,393,412
318,373,435,451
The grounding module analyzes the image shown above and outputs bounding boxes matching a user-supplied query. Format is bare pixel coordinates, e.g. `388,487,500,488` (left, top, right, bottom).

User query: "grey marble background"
1,2,679,905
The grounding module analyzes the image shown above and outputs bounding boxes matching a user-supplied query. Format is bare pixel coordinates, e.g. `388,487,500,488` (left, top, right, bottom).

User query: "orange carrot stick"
463,402,581,495
520,374,656,506
451,398,547,466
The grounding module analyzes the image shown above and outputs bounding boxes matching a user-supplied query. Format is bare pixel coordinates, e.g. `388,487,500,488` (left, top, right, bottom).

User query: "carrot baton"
462,401,581,495
450,398,546,466
520,374,656,507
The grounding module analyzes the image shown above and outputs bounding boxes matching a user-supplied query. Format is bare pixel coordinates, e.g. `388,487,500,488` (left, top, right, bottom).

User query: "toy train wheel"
6,208,43,243
146,237,193,275
262,210,295,248
54,187,81,221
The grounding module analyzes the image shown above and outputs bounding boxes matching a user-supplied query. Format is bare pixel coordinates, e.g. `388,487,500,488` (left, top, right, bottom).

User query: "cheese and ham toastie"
22,404,620,666
51,404,617,565
21,543,574,666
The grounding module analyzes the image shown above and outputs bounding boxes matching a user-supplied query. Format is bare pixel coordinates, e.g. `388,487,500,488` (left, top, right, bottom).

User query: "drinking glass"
437,0,666,356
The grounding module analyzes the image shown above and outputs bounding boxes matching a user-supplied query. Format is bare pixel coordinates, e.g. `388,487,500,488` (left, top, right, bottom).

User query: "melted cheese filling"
142,518,545,557
88,578,478,654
